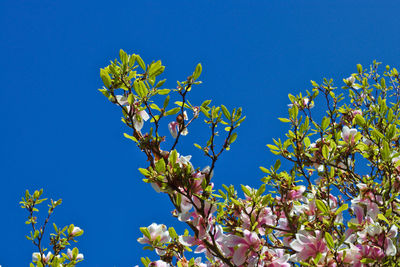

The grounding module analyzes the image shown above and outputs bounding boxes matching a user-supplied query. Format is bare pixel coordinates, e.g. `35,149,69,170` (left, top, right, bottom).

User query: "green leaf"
382,140,390,161
228,132,238,144
127,93,134,105
169,150,178,165
156,79,166,88
149,60,164,77
135,55,146,71
321,117,330,130
128,54,136,67
267,144,279,151
324,232,334,250
377,213,389,224
274,159,281,171
194,143,202,150
259,166,269,173
201,100,211,107
168,227,178,239
138,168,150,176
278,117,291,123
335,203,348,215
291,104,298,119
360,258,375,264
140,227,151,239
193,63,202,80
150,103,161,111
133,80,148,97
100,68,111,88
357,64,363,73
220,105,231,120
163,95,170,109
371,127,384,141
304,137,311,148
123,133,138,142
355,114,365,127
119,49,128,65
200,106,210,118
315,199,329,213
98,88,110,98
174,101,191,109
313,252,322,265
34,230,40,239
155,159,166,173
241,185,251,196
157,89,170,95
322,145,329,159
166,107,181,116
235,116,246,126
256,184,266,197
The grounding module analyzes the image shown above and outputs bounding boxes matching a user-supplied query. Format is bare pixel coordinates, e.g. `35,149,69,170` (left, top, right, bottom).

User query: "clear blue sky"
1,1,400,266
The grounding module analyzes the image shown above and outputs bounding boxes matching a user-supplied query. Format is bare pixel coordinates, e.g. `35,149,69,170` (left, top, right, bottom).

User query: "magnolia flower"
67,248,84,261
71,226,83,236
385,225,398,256
177,195,194,222
32,252,59,263
226,230,261,265
115,95,149,131
177,154,192,167
193,106,200,118
240,206,276,235
137,223,171,246
260,248,291,267
288,98,314,109
168,111,189,138
341,125,357,143
288,185,306,200
352,109,362,117
149,260,169,267
344,75,361,89
290,230,328,262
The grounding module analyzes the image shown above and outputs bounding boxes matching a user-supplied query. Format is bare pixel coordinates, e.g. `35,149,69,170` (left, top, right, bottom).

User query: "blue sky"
1,0,400,266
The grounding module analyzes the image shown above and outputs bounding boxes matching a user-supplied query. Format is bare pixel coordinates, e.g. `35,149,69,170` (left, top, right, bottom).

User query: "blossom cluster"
98,52,400,266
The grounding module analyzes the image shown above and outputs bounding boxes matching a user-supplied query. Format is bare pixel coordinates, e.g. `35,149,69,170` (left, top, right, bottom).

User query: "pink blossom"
137,223,171,245
168,121,179,138
341,125,357,143
352,109,362,117
168,111,189,138
32,252,59,263
149,260,169,267
290,230,328,262
240,206,276,235
288,185,306,200
261,248,291,267
71,226,83,236
115,95,149,131
226,230,261,265
67,248,84,261
288,98,314,109
344,76,361,89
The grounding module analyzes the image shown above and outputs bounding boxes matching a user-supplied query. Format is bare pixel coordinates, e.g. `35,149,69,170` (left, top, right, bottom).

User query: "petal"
233,244,248,265
134,116,144,131
385,238,397,256
115,95,128,105
181,127,189,136
168,122,178,138
140,110,150,121
179,235,197,246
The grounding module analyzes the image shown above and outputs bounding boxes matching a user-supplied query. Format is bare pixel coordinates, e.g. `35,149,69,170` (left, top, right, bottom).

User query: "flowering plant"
21,189,84,267
99,52,400,266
